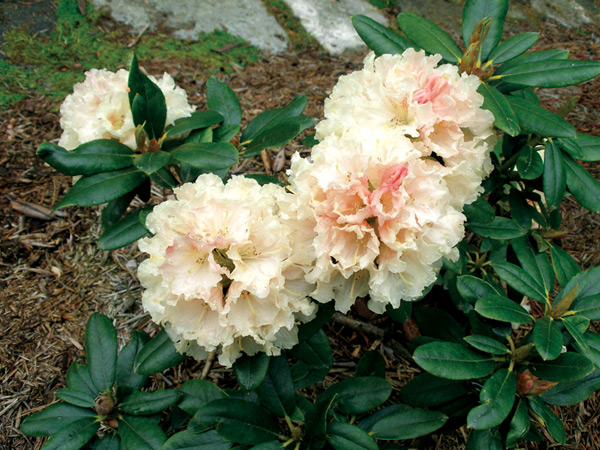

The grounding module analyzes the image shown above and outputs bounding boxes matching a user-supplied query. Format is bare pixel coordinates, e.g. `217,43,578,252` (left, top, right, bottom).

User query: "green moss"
0,0,261,110
262,0,322,52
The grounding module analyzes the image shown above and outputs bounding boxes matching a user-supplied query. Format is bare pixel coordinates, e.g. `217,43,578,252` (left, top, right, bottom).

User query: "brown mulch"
1,10,600,450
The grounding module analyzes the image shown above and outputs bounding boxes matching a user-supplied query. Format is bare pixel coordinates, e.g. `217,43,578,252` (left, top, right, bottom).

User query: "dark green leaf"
214,124,241,143
206,77,242,126
466,429,503,450
101,190,137,230
133,151,171,175
327,422,377,450
119,415,167,450
487,32,539,64
322,377,391,415
540,369,600,406
241,95,307,143
85,313,117,393
55,168,148,209
528,397,566,444
506,398,530,448
496,60,600,88
533,317,563,361
510,236,554,295
413,307,465,344
550,245,581,288
134,328,186,376
492,261,547,302
397,13,462,63
303,393,336,450
560,133,600,161
467,369,516,429
563,152,600,213
530,352,594,382
355,350,386,378
149,167,177,189
65,363,99,398
233,353,271,391
249,441,284,450
39,417,99,450
170,142,238,170
352,14,412,56
413,342,496,380
298,302,335,342
462,0,509,59
516,145,544,179
186,127,213,144
464,335,509,355
128,55,167,140
400,373,468,407
475,295,533,323
37,141,134,176
506,96,575,138
178,379,227,416
457,275,502,304
165,111,224,139
120,389,182,415
290,329,332,389
21,403,96,437
478,83,521,136
91,433,121,450
162,429,232,450
543,140,566,210
467,217,526,239
243,116,315,159
116,330,150,397
557,136,585,160
256,356,296,417
55,388,96,408
496,50,569,74
563,315,590,355
358,404,410,432
369,408,448,440
243,174,283,186
572,295,600,320
463,194,496,224
192,399,281,445
98,208,150,250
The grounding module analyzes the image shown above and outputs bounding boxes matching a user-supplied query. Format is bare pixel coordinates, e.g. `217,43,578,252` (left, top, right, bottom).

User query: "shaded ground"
1,3,600,450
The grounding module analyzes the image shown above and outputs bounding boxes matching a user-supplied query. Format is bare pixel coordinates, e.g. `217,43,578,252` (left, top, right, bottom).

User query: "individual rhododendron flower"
137,174,316,367
58,68,194,151
315,49,496,208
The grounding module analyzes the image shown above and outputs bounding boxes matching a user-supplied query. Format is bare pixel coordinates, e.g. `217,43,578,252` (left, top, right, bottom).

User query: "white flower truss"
288,49,496,314
58,68,194,151
137,174,316,367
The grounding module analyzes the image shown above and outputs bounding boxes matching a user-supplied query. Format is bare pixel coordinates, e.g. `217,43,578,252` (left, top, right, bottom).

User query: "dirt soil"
1,7,600,450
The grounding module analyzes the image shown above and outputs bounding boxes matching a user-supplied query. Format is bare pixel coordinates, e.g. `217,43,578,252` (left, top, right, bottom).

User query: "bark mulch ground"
1,10,599,450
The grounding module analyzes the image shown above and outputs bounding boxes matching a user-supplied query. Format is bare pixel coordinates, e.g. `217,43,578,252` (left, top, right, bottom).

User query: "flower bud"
95,394,115,416
516,370,558,397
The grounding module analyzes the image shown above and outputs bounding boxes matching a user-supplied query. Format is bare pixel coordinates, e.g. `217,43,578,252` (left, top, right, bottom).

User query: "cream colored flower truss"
288,49,496,314
58,68,194,151
137,175,316,367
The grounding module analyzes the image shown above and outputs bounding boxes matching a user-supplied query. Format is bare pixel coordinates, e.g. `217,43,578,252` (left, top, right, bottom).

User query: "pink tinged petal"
369,164,408,224
413,73,451,105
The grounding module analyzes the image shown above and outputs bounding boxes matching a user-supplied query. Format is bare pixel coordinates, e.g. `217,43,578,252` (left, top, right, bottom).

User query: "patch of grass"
0,0,261,109
262,0,322,52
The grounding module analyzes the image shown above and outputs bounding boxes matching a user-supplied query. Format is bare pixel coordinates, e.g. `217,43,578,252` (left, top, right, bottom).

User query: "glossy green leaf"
256,356,296,417
413,342,496,380
511,236,554,295
98,208,150,250
170,142,238,170
128,55,167,140
496,50,569,74
457,275,502,304
322,377,392,415
506,96,575,138
400,374,468,407
385,301,412,323
101,190,137,230
116,330,150,397
206,77,241,126
162,429,232,450
550,245,581,288
475,295,533,323
506,398,530,448
467,216,526,239
327,422,377,450
563,153,600,213
528,397,566,444
243,174,283,186
233,353,271,392
464,335,509,355
119,415,167,450
65,363,99,398
478,83,520,136
241,95,308,143
413,307,465,344
243,116,315,158
533,317,563,361
355,350,386,378
368,408,448,440
496,59,600,88
165,111,224,139
120,389,182,415
541,370,600,406
249,441,284,450
192,399,281,445
37,141,135,176
290,329,332,389
133,151,171,175
39,417,99,450
467,369,516,429
214,124,240,143
303,393,337,450
560,133,600,161
397,13,462,63
55,168,148,209
55,388,96,408
21,403,96,437
462,0,509,59
352,14,412,56
358,404,410,432
572,295,600,320
463,195,496,224
149,167,177,189
557,136,584,160
530,352,594,382
543,140,566,210
85,313,117,393
466,429,503,450
134,328,186,376
487,32,539,64
178,379,227,416
562,315,590,355
516,145,544,179
492,261,547,302
91,433,121,450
